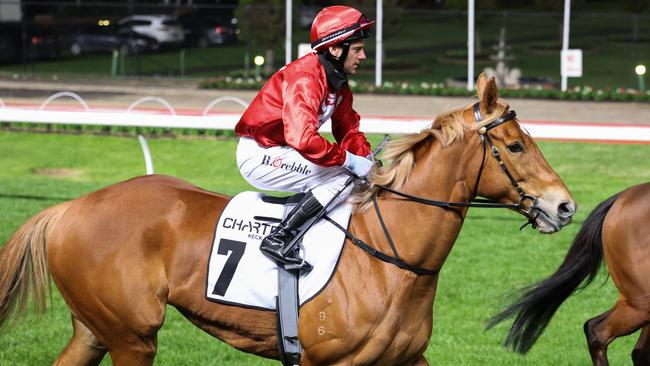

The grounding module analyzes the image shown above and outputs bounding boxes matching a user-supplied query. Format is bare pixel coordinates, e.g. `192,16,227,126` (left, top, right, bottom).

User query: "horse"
0,74,575,366
488,181,650,366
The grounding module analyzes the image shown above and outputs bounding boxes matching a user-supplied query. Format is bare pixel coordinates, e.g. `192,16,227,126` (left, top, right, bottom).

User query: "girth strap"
372,194,402,260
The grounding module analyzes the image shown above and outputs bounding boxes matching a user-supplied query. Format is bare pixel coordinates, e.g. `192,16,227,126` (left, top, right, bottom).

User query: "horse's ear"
478,75,499,114
475,73,487,99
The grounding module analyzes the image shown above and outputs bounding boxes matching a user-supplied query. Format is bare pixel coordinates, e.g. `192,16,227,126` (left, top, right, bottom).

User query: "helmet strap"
318,51,348,91
322,45,345,69
338,42,351,65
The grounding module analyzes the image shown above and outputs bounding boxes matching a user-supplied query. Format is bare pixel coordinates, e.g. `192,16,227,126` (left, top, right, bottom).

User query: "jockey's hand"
344,151,373,178
365,152,383,168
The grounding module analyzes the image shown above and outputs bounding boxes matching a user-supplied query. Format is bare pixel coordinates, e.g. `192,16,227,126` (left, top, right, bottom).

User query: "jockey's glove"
344,151,373,178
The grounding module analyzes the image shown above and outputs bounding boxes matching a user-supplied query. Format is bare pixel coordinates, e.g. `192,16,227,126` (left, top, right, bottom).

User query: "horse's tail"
0,202,70,327
486,192,620,354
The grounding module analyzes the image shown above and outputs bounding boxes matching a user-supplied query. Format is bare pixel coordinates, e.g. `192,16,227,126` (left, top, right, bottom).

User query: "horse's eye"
507,142,524,153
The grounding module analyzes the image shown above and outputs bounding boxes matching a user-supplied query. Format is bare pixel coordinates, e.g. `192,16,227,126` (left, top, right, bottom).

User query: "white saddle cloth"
205,191,352,310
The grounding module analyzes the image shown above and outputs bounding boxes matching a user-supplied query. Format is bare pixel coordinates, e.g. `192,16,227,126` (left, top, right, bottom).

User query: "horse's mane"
352,101,509,212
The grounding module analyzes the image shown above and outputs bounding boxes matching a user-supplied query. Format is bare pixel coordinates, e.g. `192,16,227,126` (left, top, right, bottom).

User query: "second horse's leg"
584,299,649,366
632,324,650,366
411,354,430,365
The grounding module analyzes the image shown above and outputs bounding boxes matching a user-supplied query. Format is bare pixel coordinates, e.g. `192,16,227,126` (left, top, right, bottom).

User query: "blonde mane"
352,101,509,212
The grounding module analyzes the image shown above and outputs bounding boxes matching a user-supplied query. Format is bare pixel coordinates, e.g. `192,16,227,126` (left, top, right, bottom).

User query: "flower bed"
200,76,650,102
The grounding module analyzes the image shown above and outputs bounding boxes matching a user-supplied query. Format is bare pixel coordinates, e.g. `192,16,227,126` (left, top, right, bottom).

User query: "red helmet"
310,6,375,51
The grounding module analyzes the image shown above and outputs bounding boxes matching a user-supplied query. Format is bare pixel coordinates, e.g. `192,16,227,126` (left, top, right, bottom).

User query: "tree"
343,0,405,72
346,0,404,37
235,0,288,73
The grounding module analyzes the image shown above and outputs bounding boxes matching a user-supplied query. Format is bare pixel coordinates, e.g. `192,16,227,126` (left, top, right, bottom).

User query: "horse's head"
462,74,576,233
358,73,574,233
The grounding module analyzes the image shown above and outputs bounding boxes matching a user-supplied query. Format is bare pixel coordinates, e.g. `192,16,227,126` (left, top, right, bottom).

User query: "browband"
473,102,517,134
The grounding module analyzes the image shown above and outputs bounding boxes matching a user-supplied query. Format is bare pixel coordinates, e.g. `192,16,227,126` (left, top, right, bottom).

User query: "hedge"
199,76,650,102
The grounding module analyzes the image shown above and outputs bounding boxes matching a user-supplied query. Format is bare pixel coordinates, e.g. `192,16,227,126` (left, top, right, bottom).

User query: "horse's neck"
363,138,473,275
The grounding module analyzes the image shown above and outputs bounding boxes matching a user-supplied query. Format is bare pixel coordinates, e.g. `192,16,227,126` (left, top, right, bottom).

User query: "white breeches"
236,137,354,207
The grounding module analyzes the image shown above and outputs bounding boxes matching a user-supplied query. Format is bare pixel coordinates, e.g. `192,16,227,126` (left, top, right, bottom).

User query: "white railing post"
561,0,572,92
202,96,249,116
375,0,383,87
286,0,292,64
39,91,91,111
137,135,155,175
127,96,178,175
467,0,475,91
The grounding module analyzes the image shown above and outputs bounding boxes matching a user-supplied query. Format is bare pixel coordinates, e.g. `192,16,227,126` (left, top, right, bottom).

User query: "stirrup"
269,245,312,273
260,247,301,263
266,250,312,273
260,244,311,270
283,257,313,273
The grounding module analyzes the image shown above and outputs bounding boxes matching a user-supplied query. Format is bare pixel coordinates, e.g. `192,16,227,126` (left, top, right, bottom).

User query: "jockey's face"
328,40,367,75
343,40,366,75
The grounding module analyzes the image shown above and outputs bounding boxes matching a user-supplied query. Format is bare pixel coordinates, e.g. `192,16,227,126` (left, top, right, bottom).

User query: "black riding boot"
260,192,324,266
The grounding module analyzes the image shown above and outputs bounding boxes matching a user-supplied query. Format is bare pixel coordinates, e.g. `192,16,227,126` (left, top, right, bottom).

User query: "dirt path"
1,77,648,125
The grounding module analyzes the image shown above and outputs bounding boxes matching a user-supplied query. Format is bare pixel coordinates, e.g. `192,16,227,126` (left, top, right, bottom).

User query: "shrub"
200,77,650,102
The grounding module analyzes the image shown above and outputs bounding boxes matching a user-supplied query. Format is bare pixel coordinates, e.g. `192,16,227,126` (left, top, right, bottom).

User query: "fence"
2,88,650,175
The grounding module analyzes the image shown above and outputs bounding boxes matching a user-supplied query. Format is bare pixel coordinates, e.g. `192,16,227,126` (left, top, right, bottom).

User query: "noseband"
327,102,542,277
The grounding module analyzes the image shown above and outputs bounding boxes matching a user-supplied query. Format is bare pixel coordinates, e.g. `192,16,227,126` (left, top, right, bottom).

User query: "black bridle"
470,102,538,215
327,102,540,276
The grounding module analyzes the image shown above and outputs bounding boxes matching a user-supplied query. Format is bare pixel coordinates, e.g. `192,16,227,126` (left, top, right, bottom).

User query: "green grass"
0,130,649,365
1,44,248,78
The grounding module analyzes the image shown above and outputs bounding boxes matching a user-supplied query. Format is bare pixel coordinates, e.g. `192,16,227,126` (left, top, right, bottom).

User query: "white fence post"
39,91,91,111
127,96,178,175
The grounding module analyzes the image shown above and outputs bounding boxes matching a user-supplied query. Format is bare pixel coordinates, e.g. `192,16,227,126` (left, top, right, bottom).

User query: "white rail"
202,96,249,116
39,91,91,111
127,96,177,115
0,94,254,175
1,107,650,143
0,108,423,133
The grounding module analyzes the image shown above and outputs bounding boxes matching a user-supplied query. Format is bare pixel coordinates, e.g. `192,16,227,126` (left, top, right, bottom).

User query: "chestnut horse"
489,181,650,366
0,75,575,365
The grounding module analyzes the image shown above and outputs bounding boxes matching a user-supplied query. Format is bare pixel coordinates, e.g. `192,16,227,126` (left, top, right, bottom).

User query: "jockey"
235,5,375,267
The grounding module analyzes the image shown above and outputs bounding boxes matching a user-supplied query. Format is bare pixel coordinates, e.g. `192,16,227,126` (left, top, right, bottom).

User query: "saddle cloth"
205,191,352,310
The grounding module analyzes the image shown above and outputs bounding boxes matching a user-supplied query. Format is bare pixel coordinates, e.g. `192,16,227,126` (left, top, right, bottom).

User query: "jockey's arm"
331,87,371,158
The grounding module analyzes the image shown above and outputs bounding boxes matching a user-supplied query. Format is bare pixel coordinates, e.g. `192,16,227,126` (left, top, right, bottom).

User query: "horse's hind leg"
632,325,650,366
411,354,430,365
584,299,649,366
85,296,165,366
54,315,106,366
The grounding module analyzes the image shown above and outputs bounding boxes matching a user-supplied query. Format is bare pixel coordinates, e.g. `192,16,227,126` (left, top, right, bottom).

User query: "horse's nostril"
558,201,575,219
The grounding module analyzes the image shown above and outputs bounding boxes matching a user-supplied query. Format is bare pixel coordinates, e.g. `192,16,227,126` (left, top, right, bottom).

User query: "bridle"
326,102,541,276
470,102,539,216
375,102,539,219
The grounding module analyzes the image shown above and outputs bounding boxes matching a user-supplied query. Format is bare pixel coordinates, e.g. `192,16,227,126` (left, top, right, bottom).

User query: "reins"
375,104,537,213
330,102,540,277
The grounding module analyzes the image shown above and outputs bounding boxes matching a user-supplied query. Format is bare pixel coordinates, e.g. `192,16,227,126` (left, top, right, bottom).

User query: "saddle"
205,191,353,365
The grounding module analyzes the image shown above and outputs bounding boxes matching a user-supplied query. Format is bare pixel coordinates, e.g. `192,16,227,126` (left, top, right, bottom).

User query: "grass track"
0,130,648,365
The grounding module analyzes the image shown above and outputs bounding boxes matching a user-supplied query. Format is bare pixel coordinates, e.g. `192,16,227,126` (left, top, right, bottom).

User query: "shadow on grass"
0,193,73,202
